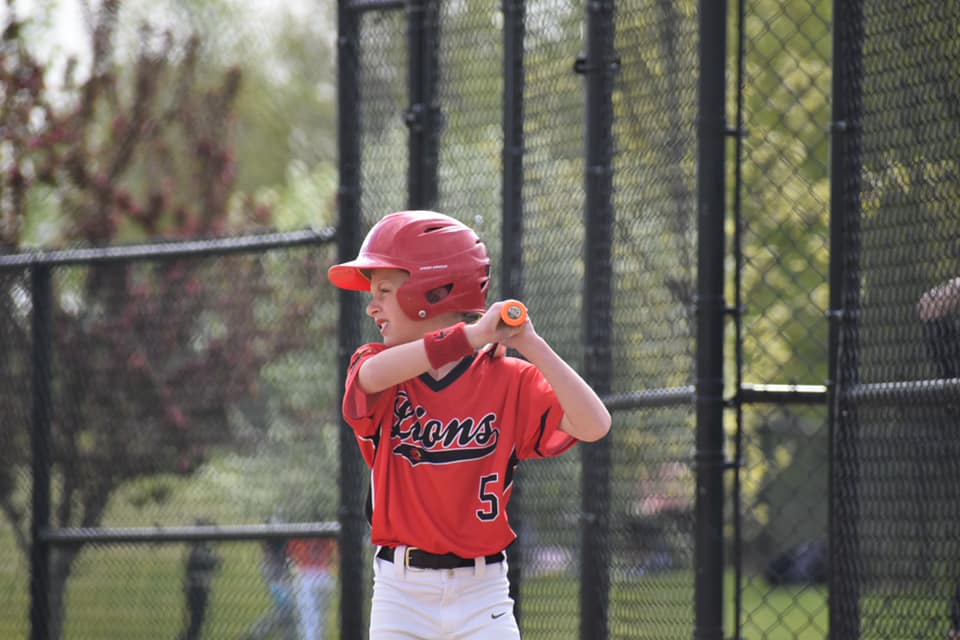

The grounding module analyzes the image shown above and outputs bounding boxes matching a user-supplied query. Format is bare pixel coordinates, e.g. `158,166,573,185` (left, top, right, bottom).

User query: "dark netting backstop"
833,2,960,639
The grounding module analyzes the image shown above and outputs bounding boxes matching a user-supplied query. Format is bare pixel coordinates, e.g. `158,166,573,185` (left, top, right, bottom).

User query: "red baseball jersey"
342,342,577,558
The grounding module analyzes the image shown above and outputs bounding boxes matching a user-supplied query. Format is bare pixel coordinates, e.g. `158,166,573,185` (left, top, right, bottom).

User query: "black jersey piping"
534,408,552,457
418,353,477,391
504,449,518,490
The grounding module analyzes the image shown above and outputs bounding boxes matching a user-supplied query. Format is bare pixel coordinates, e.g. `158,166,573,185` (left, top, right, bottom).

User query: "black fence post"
578,0,616,638
29,265,52,640
694,1,726,639
501,0,525,302
828,0,864,638
406,0,441,210
501,0,526,624
337,1,366,638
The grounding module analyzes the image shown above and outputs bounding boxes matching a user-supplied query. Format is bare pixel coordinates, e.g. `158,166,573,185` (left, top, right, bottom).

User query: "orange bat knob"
500,300,528,327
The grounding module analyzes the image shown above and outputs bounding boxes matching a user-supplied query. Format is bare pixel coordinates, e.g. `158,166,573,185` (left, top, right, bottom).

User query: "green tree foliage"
730,0,833,561
112,0,338,191
737,0,832,388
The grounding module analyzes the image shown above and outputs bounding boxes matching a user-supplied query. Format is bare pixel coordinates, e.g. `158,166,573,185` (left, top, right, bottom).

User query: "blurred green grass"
11,546,951,640
0,533,342,639
0,468,343,639
0,469,882,640
3,523,834,640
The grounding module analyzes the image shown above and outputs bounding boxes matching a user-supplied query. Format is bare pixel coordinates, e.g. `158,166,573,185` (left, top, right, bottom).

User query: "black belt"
377,546,504,570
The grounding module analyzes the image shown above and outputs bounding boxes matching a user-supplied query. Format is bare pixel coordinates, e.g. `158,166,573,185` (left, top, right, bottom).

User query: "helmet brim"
327,256,409,291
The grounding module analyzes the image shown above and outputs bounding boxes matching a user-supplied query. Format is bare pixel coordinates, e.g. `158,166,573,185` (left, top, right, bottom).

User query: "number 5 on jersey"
477,474,500,521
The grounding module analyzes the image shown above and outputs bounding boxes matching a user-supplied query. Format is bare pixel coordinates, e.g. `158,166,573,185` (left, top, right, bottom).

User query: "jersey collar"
418,353,476,391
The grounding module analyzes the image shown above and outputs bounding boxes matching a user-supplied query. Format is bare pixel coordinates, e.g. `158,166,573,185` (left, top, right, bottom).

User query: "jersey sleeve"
342,342,390,437
515,362,578,459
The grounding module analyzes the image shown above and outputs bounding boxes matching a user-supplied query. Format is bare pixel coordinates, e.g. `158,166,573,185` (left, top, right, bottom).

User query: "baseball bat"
500,300,528,327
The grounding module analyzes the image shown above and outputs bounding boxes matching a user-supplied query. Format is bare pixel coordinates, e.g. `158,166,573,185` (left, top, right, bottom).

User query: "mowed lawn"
2,529,833,640
521,569,829,640
0,537,344,639
8,530,958,640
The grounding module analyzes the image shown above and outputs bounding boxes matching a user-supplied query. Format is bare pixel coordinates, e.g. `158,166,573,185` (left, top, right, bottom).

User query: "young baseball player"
328,210,611,639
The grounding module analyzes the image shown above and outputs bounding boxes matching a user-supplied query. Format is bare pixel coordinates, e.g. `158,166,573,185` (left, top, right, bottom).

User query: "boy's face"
367,268,417,346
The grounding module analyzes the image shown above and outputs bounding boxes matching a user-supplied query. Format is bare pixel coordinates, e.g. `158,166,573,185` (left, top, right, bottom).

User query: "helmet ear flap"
400,279,475,320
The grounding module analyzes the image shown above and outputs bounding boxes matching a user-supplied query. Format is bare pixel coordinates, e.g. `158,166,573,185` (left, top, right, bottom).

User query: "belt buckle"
404,546,416,569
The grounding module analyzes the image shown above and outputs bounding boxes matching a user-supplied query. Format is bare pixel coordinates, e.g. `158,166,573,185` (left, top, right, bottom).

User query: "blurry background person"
178,519,222,640
287,537,337,640
244,537,298,640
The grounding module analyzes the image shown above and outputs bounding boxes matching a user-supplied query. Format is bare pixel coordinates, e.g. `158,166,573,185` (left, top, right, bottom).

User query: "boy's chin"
382,335,401,347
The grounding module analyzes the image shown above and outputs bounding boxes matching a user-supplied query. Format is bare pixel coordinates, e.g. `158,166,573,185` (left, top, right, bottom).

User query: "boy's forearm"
358,324,487,393
357,340,433,393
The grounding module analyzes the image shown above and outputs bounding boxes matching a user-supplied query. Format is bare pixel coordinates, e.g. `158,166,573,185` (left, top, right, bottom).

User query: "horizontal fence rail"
601,386,695,410
739,383,828,405
39,522,341,545
603,384,830,411
845,377,960,405
0,228,335,269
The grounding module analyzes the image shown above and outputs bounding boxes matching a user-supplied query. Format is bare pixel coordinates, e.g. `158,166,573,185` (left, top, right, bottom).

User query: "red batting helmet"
327,210,490,320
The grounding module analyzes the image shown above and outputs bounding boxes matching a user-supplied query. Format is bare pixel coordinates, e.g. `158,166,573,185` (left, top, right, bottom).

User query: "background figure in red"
287,538,337,640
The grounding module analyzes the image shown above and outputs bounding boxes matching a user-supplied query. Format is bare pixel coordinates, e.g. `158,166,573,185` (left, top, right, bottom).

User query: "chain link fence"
833,2,960,639
4,0,960,638
0,234,341,640
734,2,831,639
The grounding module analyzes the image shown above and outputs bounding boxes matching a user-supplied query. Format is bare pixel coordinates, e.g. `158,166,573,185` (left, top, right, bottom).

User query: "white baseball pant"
369,546,521,639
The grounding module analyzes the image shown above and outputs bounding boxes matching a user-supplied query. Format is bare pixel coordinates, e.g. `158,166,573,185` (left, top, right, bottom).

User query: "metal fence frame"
334,0,726,638
6,0,958,637
0,230,340,640
332,0,852,638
